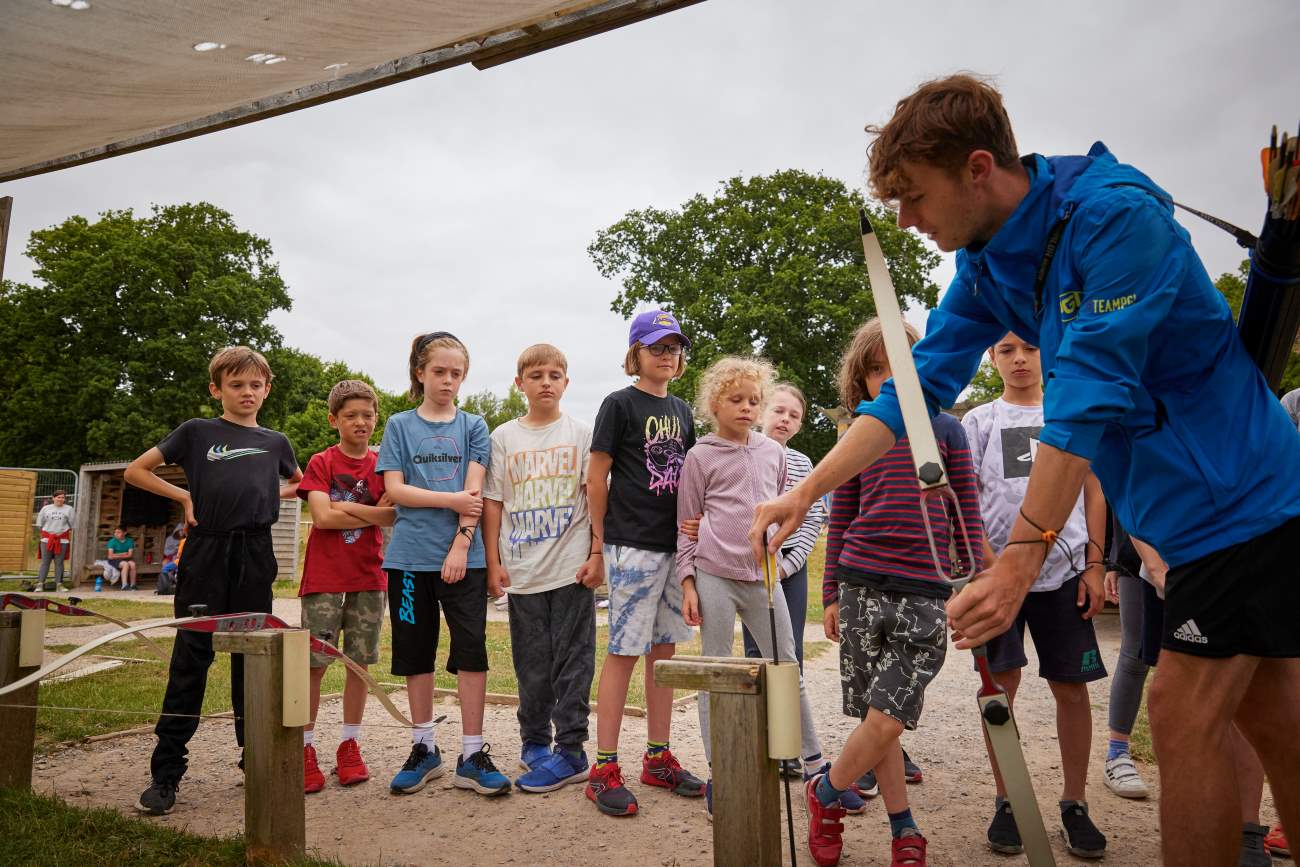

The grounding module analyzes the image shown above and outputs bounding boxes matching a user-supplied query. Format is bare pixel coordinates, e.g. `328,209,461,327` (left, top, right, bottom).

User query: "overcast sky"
3,0,1296,423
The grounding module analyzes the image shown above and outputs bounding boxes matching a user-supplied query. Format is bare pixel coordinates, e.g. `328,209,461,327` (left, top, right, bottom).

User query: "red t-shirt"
297,445,387,595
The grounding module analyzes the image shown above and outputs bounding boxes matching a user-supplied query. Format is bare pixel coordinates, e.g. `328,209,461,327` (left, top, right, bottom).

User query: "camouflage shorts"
301,590,385,667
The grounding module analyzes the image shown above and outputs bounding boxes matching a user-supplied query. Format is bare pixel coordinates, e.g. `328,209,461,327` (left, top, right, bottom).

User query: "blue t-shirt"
377,408,490,572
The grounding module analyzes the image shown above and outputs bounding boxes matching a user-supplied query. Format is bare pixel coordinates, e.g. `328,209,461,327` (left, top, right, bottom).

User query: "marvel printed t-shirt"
107,536,135,557
484,414,592,594
591,386,696,552
297,445,387,594
378,408,489,572
157,417,298,531
961,398,1088,593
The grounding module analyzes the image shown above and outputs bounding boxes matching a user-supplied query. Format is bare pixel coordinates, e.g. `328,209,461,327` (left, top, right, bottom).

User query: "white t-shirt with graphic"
961,398,1089,593
484,413,592,595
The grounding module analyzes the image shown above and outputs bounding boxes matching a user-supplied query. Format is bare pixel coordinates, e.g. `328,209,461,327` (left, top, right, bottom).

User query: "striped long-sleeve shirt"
823,412,985,605
778,447,826,578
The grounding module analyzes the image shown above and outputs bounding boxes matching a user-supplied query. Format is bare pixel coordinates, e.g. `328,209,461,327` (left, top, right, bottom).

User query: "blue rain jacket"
861,142,1300,567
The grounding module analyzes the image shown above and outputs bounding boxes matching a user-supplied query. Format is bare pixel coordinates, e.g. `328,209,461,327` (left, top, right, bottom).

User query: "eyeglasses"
643,343,684,357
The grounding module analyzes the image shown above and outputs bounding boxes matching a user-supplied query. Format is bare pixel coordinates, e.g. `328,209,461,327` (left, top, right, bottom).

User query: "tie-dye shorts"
604,544,696,656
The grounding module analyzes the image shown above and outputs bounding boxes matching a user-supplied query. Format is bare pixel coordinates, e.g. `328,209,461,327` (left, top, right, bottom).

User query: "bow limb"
0,616,199,697
308,635,414,728
1,593,169,664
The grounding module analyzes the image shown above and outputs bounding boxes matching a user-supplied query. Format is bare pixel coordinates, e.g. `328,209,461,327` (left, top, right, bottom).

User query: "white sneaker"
1103,754,1149,799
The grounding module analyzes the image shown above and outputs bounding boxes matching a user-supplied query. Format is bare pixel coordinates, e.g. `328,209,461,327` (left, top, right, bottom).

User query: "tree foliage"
0,204,289,467
588,170,941,460
964,360,1005,407
460,386,527,431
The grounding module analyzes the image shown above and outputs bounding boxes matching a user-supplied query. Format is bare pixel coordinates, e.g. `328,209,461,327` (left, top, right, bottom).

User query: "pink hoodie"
675,431,786,583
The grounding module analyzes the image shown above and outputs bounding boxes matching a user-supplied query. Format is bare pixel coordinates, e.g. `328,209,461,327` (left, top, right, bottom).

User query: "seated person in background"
107,526,139,590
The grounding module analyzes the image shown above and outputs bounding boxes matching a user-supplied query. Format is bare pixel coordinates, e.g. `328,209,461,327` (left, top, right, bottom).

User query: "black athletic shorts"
1162,515,1300,658
387,568,489,676
983,575,1107,683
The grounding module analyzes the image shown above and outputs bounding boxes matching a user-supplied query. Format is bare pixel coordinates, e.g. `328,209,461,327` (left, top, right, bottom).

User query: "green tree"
0,203,289,467
964,360,1005,406
460,386,527,431
588,170,941,461
272,355,406,466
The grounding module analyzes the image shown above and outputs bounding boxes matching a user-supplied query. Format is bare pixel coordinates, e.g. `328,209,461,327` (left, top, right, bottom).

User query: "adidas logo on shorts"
1173,619,1208,645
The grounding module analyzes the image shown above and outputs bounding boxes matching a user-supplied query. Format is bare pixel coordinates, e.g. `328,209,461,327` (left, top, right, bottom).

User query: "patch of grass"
0,788,340,866
273,578,300,599
43,598,175,627
806,532,826,628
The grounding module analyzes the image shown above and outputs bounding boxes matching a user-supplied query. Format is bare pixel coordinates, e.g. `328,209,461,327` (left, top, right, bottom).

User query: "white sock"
803,753,825,774
462,734,484,760
340,723,362,743
303,728,315,747
412,721,434,747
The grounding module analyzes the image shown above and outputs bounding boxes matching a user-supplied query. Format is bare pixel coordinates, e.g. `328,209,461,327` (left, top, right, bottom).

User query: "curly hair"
865,73,1019,202
837,317,919,410
695,355,777,423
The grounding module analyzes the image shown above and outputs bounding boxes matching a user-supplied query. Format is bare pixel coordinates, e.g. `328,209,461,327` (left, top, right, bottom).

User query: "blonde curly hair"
695,355,777,424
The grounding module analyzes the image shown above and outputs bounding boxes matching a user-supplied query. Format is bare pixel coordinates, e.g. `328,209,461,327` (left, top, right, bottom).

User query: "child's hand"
682,580,702,627
575,553,604,589
823,603,839,641
679,514,702,541
442,544,468,583
181,493,198,527
1103,570,1119,604
449,489,483,518
378,492,395,508
487,564,510,598
1078,564,1105,620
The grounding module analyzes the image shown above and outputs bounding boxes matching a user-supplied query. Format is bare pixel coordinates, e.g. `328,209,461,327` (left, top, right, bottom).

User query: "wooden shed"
71,460,300,588
0,469,38,572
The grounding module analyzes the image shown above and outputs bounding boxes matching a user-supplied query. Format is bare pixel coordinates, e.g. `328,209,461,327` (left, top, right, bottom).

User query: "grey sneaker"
135,779,177,815
1240,823,1271,867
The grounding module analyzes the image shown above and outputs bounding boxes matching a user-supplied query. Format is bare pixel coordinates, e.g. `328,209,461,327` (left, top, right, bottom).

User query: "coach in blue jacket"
756,74,1300,866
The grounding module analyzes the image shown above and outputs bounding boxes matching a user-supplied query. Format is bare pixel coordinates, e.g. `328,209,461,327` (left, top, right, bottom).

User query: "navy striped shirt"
824,412,985,604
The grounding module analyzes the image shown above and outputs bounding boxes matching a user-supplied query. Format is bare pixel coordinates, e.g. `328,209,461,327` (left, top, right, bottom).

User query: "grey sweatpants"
507,582,597,750
694,569,822,765
1108,569,1153,735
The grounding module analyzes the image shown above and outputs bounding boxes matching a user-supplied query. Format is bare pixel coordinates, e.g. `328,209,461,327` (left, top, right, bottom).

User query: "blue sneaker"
516,746,589,793
519,741,551,772
804,763,866,815
389,743,445,794
454,745,511,796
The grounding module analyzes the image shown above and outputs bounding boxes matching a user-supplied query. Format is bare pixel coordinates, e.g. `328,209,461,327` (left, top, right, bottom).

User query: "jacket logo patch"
1091,293,1137,314
1058,290,1082,322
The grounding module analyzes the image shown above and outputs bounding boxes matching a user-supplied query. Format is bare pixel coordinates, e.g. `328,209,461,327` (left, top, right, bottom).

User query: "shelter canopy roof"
0,0,698,182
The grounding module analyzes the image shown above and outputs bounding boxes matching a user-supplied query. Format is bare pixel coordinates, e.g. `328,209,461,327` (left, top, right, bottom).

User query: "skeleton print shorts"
838,583,948,730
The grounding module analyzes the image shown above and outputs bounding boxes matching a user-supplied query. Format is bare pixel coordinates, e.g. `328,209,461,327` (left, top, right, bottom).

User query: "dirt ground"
27,610,1282,866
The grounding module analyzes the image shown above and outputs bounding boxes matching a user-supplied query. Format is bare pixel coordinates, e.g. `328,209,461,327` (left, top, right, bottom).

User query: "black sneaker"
901,749,923,783
779,759,802,779
988,799,1023,854
1061,801,1106,859
1239,822,1270,867
135,779,178,815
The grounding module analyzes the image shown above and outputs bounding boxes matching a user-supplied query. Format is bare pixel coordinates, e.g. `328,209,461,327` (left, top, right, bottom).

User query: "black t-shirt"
157,418,298,532
591,386,696,552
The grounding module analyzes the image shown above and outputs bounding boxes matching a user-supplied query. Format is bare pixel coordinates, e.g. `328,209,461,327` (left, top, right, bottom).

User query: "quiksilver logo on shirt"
413,453,461,465
206,445,269,462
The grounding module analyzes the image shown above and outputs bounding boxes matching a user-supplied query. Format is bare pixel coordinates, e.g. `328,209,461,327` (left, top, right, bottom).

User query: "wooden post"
0,610,39,791
0,196,12,283
655,655,781,867
212,629,308,864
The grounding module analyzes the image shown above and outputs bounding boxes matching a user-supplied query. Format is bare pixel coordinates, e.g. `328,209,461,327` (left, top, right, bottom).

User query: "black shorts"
984,575,1107,683
387,568,489,676
1163,515,1300,658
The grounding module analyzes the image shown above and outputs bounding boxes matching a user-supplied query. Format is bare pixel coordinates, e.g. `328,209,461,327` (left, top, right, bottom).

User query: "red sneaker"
891,830,927,866
1265,824,1290,857
640,749,705,796
335,738,370,786
303,745,325,794
585,762,639,816
804,774,845,867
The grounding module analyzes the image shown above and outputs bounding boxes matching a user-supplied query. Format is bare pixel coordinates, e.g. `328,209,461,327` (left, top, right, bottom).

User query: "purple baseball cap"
628,309,690,348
